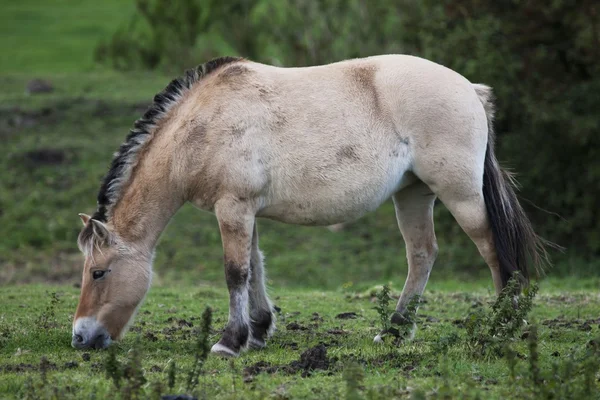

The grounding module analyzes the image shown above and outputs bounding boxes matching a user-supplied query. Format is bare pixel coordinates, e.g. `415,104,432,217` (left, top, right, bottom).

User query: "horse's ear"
78,213,91,226
91,219,112,243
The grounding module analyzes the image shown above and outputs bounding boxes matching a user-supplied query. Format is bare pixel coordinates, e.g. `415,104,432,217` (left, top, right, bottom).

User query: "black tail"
474,84,548,287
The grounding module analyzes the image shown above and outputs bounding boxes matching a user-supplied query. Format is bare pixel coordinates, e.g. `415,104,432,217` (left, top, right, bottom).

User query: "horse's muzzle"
72,317,112,349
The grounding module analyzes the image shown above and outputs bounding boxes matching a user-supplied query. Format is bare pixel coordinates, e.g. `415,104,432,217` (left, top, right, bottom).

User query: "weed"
105,345,123,388
0,317,10,349
36,291,60,330
167,359,177,391
374,284,392,334
342,361,365,400
465,275,538,358
186,306,212,393
121,343,147,400
503,328,600,399
431,332,461,355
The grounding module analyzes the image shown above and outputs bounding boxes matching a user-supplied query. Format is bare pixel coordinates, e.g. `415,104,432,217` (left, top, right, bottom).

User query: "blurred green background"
1,0,598,288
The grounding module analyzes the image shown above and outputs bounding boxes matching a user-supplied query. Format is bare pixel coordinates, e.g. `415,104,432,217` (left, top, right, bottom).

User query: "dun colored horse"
73,55,545,356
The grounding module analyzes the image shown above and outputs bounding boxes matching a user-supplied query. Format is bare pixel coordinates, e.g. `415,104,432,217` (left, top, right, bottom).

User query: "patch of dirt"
2,363,37,373
0,107,52,137
327,329,348,335
14,148,76,168
278,341,299,350
1,360,60,373
243,344,333,379
177,319,193,327
288,344,330,376
335,312,358,319
81,353,91,362
541,317,600,331
310,312,323,322
286,322,308,331
26,79,54,94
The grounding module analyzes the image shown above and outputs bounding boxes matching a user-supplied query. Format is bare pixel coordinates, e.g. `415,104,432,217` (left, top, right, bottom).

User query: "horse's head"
72,213,152,349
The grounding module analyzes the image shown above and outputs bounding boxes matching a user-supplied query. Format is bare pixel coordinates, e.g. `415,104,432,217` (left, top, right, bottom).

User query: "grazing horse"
73,55,545,356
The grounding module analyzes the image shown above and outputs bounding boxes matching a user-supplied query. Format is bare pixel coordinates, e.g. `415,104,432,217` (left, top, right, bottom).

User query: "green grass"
0,0,135,74
0,281,598,399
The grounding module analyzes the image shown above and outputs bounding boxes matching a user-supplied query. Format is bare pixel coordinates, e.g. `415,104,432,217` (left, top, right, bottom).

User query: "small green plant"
0,318,10,349
503,331,600,399
465,274,538,358
121,343,147,400
186,306,213,392
343,361,365,400
431,332,461,355
374,285,392,333
105,345,123,388
104,342,147,399
36,292,60,330
167,359,177,391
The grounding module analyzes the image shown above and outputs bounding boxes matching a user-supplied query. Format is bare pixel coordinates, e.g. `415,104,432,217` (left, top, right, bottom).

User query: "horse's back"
186,55,488,224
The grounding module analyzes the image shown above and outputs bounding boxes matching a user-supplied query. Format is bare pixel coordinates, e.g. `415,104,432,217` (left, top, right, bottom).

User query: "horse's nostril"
74,334,84,343
92,334,108,349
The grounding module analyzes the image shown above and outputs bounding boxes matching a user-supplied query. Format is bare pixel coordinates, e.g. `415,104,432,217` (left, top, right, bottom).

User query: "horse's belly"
257,157,414,226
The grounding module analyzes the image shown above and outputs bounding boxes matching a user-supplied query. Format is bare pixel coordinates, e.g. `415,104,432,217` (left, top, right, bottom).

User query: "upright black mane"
92,56,242,222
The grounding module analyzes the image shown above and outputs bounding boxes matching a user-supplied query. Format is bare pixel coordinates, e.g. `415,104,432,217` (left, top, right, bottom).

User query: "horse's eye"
92,270,106,280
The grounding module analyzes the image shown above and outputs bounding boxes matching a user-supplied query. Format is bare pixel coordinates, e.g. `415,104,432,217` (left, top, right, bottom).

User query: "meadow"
1,1,599,398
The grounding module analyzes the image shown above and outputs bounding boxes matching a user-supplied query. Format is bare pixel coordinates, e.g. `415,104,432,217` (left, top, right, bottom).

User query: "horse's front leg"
211,199,256,357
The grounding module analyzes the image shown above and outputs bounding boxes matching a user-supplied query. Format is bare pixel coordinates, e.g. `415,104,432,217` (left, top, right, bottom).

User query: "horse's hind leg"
435,182,503,294
248,222,275,349
419,154,503,295
211,199,256,357
375,181,438,343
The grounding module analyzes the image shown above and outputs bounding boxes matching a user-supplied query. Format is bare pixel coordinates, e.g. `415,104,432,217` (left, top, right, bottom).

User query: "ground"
1,1,599,399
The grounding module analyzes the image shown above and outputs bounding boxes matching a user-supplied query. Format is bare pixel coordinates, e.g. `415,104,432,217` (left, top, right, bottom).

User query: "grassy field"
1,1,599,399
0,281,599,399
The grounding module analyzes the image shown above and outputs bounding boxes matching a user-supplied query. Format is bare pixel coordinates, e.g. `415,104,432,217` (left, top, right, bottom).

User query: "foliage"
465,275,538,358
36,292,61,330
342,360,365,400
505,327,600,399
374,284,392,334
185,306,212,392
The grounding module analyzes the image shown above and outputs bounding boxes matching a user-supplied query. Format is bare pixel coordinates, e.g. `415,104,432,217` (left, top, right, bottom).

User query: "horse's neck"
110,161,185,251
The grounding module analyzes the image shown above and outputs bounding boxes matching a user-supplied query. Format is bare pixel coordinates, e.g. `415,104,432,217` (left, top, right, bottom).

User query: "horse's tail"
473,84,548,287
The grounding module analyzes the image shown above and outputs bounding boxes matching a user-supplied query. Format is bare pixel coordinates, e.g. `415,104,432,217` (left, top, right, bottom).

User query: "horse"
72,55,546,356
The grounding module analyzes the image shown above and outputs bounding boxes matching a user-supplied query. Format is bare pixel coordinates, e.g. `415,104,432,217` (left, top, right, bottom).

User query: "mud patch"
542,317,600,331
336,312,358,319
243,344,333,380
286,322,308,331
0,106,55,137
